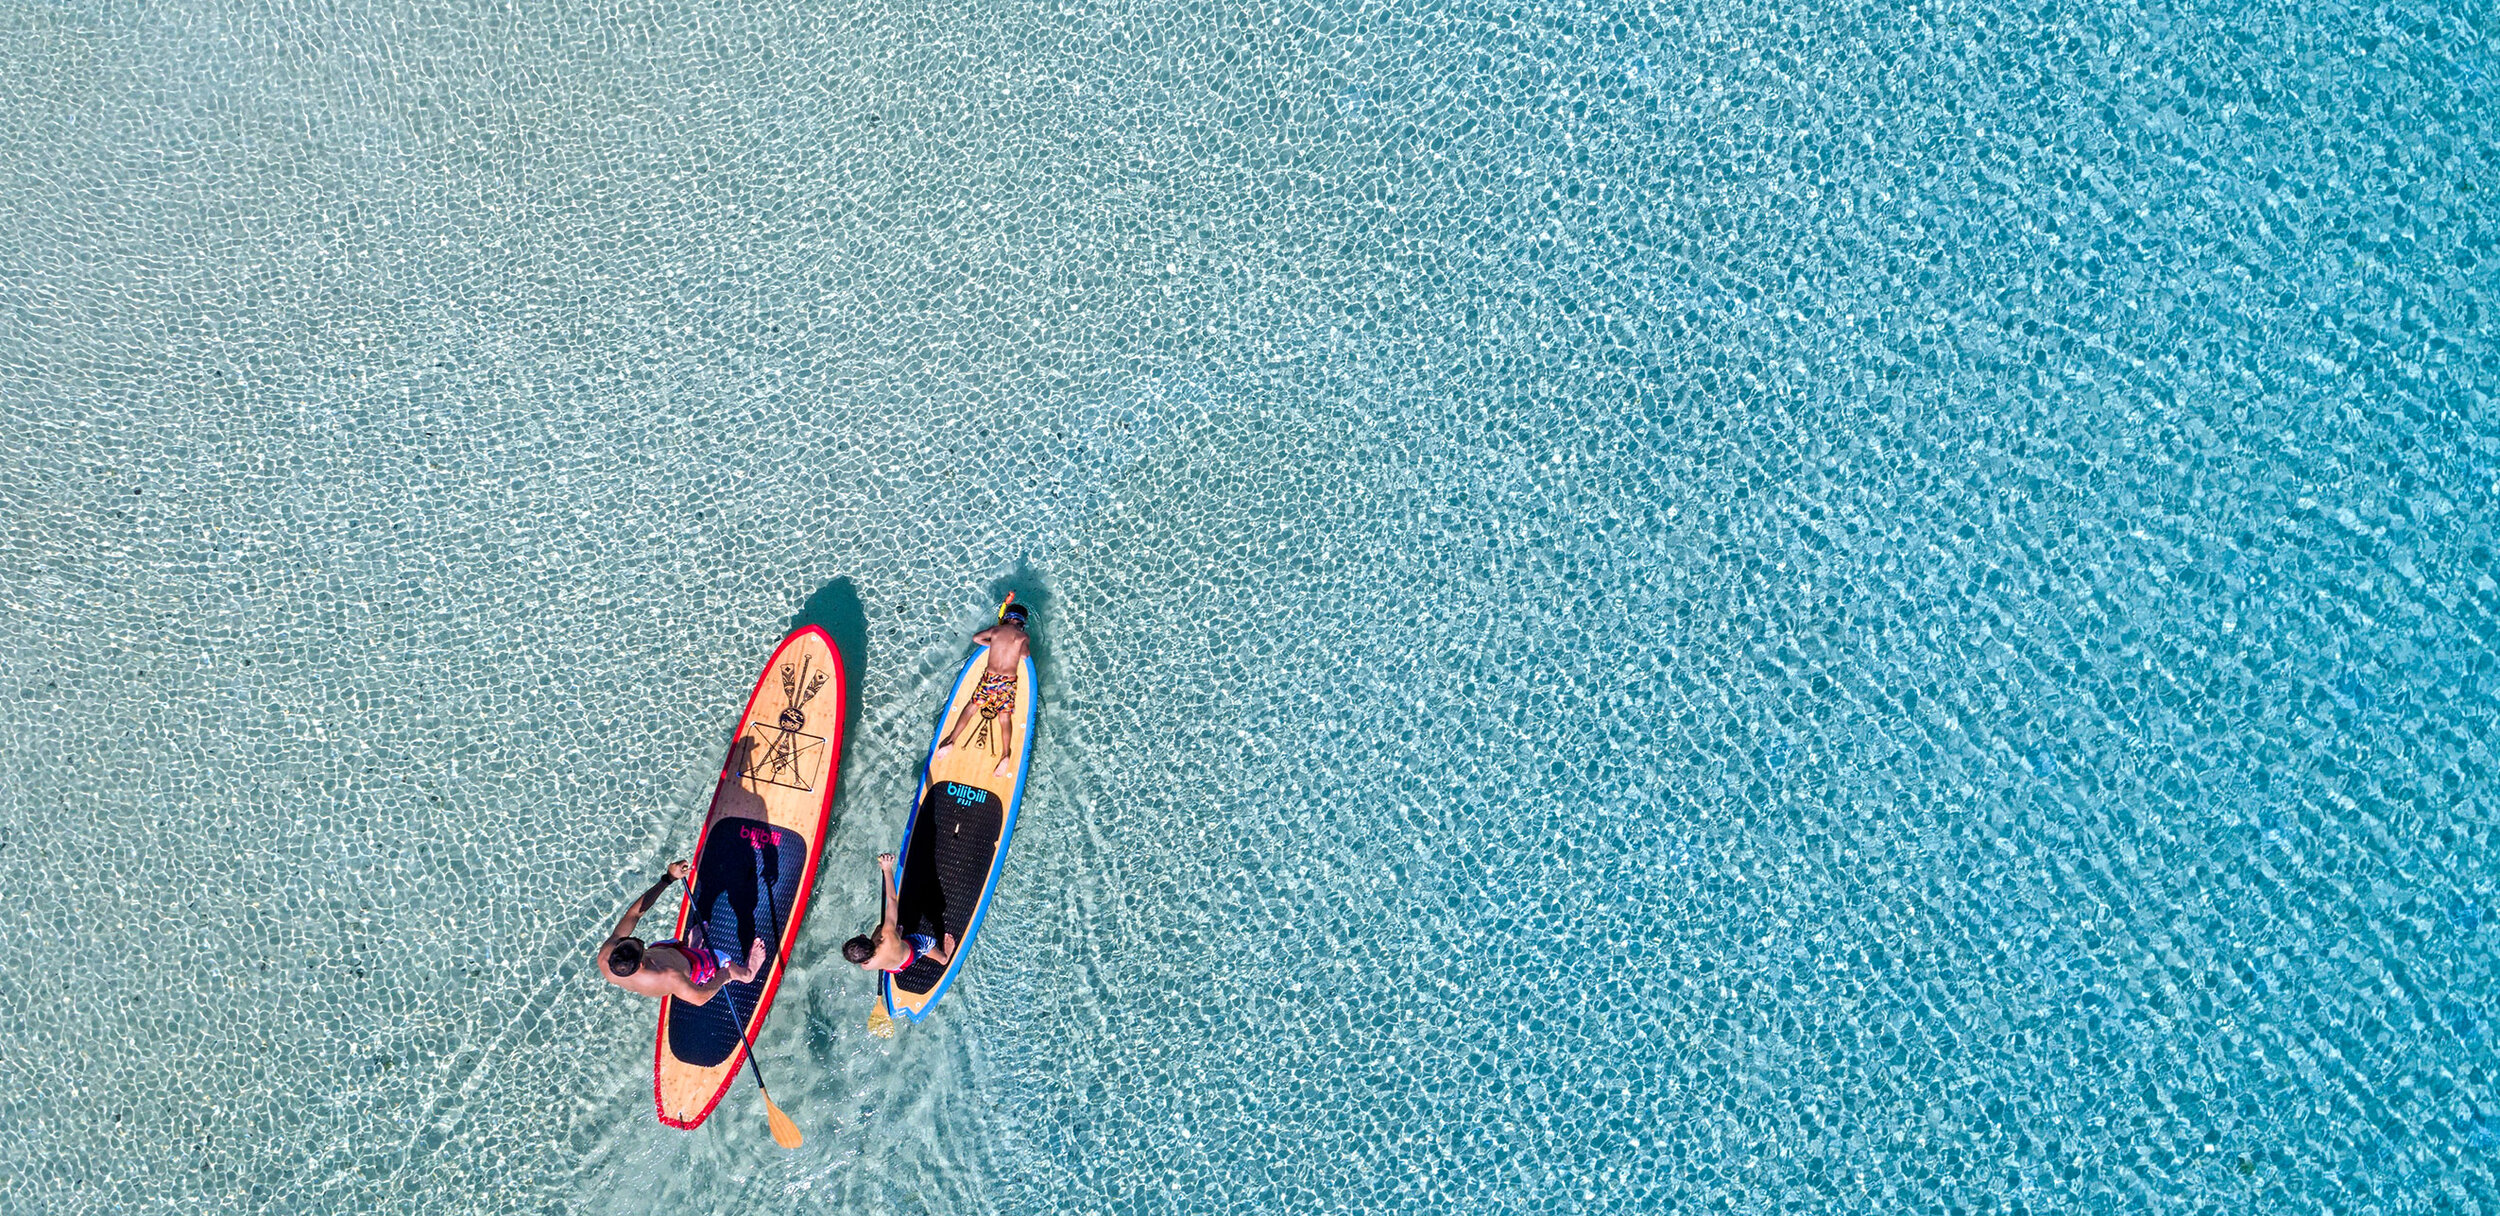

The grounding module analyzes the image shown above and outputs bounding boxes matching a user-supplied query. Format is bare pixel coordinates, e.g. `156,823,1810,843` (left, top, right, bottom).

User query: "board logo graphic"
741,653,829,792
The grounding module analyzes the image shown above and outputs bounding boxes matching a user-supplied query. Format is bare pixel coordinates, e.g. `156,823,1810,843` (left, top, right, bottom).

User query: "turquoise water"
2,0,2494,1210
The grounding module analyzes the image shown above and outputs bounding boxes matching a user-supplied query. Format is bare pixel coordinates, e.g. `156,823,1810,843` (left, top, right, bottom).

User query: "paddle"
728,985,804,1148
735,863,804,1148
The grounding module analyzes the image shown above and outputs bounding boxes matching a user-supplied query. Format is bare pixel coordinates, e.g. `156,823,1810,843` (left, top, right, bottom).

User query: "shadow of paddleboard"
788,576,869,813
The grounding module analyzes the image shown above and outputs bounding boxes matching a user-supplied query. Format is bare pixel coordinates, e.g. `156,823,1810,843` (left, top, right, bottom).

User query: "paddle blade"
764,1096,803,1149
867,1001,895,1039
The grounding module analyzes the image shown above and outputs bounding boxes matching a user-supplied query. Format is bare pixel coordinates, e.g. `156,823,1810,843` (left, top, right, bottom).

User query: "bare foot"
992,756,1014,778
729,938,765,982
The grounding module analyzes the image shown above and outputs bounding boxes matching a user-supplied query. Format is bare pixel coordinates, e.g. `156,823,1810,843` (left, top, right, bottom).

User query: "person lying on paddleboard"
598,860,766,1006
933,602,1031,779
843,851,956,973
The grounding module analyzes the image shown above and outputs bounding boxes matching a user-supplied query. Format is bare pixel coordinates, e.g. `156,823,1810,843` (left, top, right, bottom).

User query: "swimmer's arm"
674,940,764,1006
673,969,733,1006
608,861,688,940
971,624,1000,645
665,960,740,1005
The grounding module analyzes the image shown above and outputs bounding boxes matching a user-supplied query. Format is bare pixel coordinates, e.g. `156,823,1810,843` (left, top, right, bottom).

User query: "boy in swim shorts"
933,602,1032,779
844,851,956,973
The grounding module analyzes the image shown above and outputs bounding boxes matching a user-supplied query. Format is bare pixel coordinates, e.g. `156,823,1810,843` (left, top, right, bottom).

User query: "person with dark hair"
597,859,764,1006
844,851,954,974
933,603,1032,779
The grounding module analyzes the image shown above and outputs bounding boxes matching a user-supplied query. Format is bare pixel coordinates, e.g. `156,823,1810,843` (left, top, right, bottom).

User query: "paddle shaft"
721,975,801,1148
731,996,777,1096
735,867,786,1099
703,859,802,1146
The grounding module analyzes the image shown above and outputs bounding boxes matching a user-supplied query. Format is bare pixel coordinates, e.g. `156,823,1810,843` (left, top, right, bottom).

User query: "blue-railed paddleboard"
880,634,1036,1024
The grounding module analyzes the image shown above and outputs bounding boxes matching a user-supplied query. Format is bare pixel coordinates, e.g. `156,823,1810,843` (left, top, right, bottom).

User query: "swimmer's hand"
666,859,692,882
878,851,897,874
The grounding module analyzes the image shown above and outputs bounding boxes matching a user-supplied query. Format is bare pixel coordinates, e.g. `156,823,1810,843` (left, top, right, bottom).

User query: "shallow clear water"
2,0,2495,1211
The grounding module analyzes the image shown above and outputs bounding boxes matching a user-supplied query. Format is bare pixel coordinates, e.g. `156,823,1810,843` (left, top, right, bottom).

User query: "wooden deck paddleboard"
880,635,1037,1024
655,626,845,1128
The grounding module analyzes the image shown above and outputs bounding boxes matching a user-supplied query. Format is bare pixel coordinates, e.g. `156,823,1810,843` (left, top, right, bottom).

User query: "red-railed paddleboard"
654,626,844,1129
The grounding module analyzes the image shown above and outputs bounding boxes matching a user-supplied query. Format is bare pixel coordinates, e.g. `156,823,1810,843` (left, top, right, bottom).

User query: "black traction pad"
892,780,1004,994
666,818,806,1067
